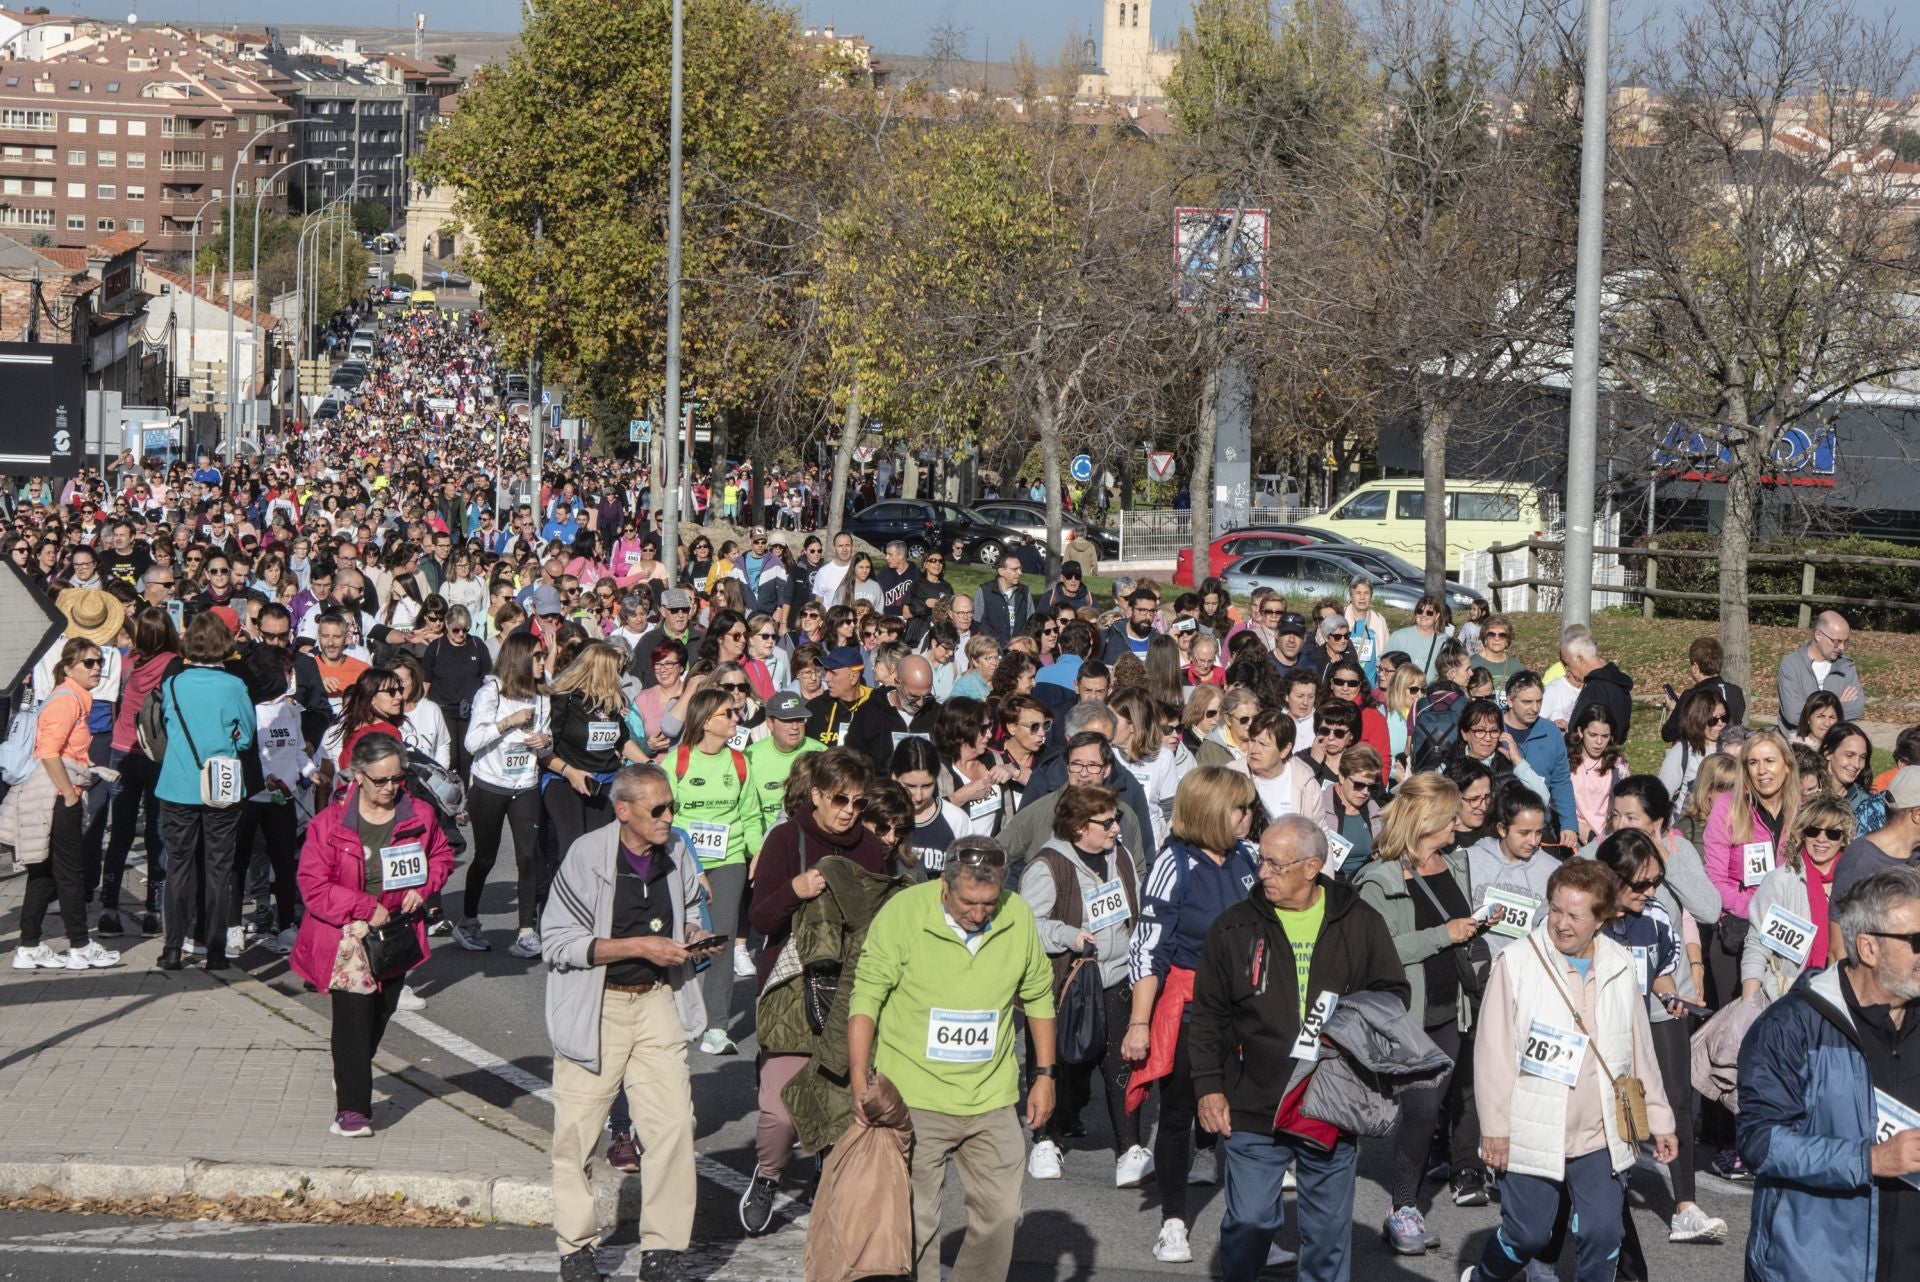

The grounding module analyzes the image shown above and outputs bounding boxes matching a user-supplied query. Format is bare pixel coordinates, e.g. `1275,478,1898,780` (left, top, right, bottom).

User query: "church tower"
1101,0,1155,101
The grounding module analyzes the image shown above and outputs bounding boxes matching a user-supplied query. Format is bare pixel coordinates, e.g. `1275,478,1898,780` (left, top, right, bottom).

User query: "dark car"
971,499,1121,559
843,499,1046,572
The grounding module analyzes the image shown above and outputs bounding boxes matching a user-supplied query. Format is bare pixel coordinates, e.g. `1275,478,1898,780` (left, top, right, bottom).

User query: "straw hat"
56,587,126,647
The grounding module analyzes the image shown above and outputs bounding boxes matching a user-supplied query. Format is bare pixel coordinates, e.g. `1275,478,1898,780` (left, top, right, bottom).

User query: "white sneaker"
699,1028,737,1055
1115,1144,1154,1188
732,944,756,977
1154,1217,1194,1263
66,941,121,969
225,925,245,956
395,985,426,1011
12,944,64,970
1268,1242,1298,1268
1669,1203,1729,1243
1189,1147,1219,1185
1282,1162,1296,1191
264,926,298,956
1027,1139,1064,1180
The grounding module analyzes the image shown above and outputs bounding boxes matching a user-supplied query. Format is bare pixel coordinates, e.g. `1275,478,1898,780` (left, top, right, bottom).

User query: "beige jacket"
0,759,105,866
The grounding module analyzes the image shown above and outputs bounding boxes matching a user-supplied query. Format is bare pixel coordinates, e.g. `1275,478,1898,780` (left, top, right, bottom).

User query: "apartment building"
251,49,408,218
0,30,292,255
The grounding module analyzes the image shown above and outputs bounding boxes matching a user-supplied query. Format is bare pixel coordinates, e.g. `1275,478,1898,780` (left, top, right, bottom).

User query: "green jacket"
1352,850,1477,1034
848,879,1056,1118
741,735,822,852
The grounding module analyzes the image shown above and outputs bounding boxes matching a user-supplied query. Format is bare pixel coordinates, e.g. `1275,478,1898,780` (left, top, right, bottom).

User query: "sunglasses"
1804,825,1848,841
953,845,1007,869
1089,815,1122,830
1327,631,1349,641
75,656,102,669
646,799,678,818
824,791,867,812
1416,607,1438,616
1041,625,1058,635
1330,677,1361,689
715,681,749,694
361,772,407,788
1017,719,1048,733
1866,930,1920,950
260,628,291,642
1316,727,1353,739
1484,631,1510,640
1408,685,1426,695
1627,874,1666,893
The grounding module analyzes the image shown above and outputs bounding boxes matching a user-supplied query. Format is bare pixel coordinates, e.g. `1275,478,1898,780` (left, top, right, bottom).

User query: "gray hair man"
847,835,1057,1282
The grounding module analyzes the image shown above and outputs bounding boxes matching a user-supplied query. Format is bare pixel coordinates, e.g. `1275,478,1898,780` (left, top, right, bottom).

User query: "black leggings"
20,794,88,950
231,799,299,932
1153,1024,1216,1221
1650,1016,1697,1204
330,981,405,1116
542,777,615,867
1391,1021,1462,1209
1047,979,1141,1153
466,783,543,927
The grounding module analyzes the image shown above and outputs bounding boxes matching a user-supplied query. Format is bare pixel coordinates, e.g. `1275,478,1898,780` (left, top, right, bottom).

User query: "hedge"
1633,532,1920,631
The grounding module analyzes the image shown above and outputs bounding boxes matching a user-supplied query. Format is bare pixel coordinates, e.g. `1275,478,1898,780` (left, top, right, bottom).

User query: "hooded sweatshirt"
1571,662,1636,740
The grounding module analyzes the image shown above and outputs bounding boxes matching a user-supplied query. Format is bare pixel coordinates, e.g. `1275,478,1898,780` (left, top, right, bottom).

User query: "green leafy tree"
351,202,391,237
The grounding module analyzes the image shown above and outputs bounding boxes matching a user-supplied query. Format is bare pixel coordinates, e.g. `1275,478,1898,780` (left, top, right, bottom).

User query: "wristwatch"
1031,1065,1058,1079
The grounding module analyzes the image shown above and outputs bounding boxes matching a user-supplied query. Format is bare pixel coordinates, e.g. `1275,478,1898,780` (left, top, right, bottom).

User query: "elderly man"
1778,609,1866,732
543,763,714,1282
848,836,1057,1282
846,654,938,770
1739,867,1920,1282
1188,816,1408,1282
1564,630,1635,740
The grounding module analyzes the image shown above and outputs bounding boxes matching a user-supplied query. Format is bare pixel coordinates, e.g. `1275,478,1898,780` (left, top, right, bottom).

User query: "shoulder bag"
168,678,244,809
1528,936,1652,1143
1409,867,1490,1004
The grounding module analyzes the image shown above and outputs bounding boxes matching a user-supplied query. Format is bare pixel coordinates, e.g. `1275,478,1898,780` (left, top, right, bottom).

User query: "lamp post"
291,181,364,423
660,0,685,565
1561,0,1611,627
251,157,342,444
224,116,319,465
181,193,221,413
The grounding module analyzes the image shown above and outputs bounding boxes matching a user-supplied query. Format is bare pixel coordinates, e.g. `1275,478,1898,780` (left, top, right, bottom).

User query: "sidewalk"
0,871,561,1225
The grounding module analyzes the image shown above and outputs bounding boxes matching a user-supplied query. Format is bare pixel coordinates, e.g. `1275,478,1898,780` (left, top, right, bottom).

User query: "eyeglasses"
1484,631,1510,640
1329,677,1361,689
1230,713,1255,726
1865,930,1920,950
1041,625,1058,635
645,799,678,818
208,567,231,576
1804,825,1848,841
867,822,905,839
824,791,867,812
1707,714,1728,726
1018,719,1048,733
1316,727,1351,739
1066,759,1105,775
361,772,407,788
260,628,291,643
1326,631,1349,641
1089,815,1122,830
1259,856,1317,875
1260,608,1282,618
715,681,749,694
1408,685,1426,695
1416,607,1438,617
75,656,102,669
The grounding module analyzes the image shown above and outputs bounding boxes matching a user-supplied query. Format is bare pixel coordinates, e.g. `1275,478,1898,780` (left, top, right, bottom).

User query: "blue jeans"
1221,1129,1358,1282
1472,1148,1625,1282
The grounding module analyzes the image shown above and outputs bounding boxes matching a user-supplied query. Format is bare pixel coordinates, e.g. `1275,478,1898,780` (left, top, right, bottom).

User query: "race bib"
1519,1018,1589,1087
1741,841,1775,888
1128,762,1153,788
624,551,640,566
727,725,751,752
380,841,428,891
1630,944,1652,996
586,720,620,751
1483,886,1541,939
926,1008,997,1062
1084,879,1129,932
1355,635,1375,664
892,730,931,752
1759,904,1817,967
1875,1089,1920,1189
1291,990,1339,1061
966,785,1002,820
688,820,730,859
265,724,295,748
502,747,536,785
1324,829,1355,866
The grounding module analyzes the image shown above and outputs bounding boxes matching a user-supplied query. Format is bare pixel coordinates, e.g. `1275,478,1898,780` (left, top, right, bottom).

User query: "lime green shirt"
849,880,1057,1116
666,745,752,868
1273,893,1327,1020
741,735,823,851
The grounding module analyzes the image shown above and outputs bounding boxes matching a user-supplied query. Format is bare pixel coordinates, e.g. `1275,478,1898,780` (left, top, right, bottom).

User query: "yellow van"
408,289,437,312
1298,478,1545,573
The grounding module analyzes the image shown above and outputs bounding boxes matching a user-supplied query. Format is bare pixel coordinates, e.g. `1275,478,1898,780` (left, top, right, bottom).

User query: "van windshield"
1333,490,1388,520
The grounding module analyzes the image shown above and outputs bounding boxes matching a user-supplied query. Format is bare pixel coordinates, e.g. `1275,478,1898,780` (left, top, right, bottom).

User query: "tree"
1606,0,1920,688
434,53,457,72
351,202,391,237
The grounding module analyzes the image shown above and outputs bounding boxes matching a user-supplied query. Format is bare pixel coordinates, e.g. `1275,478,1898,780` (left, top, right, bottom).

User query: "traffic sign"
550,405,561,429
1070,454,1093,483
853,445,875,465
1148,451,1176,482
0,561,65,693
541,389,552,407
630,419,652,444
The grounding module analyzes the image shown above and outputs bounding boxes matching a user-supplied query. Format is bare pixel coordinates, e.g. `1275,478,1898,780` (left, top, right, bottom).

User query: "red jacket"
290,786,455,990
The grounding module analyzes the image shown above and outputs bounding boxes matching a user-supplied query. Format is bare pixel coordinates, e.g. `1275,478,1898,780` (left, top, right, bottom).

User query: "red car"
1173,530,1319,587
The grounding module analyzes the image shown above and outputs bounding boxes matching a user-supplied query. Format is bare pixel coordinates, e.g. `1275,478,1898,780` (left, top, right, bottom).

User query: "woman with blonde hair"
1681,752,1739,847
1355,772,1489,1247
1180,682,1223,752
1742,796,1853,997
1122,765,1261,1262
949,635,1001,702
1383,662,1427,781
541,641,647,858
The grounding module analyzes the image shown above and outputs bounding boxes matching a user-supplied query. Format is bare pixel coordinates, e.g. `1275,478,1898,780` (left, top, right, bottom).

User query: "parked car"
1220,544,1485,614
842,499,1046,573
382,284,411,303
1296,478,1545,575
970,499,1121,559
1172,525,1356,587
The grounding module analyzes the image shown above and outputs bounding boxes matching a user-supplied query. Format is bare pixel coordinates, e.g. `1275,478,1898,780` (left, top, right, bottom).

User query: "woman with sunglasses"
934,696,1017,837
859,779,918,873
698,608,751,670
905,550,953,645
1819,721,1883,836
680,535,714,590
741,613,785,700
461,632,553,958
1023,612,1061,667
1742,797,1852,998
1320,657,1394,768
1470,614,1525,687
740,749,894,1230
1180,684,1223,753
1595,828,1731,1249
290,733,455,1139
1385,594,1450,683
1383,664,1428,784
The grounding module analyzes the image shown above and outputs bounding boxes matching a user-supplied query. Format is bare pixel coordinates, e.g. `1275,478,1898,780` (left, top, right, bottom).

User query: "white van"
1299,478,1545,573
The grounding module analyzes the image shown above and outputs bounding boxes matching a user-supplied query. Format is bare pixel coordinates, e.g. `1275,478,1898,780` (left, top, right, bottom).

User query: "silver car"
1220,545,1484,614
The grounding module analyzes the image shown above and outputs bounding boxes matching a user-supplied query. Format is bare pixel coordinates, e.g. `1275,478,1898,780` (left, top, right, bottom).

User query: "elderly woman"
1468,860,1678,1282
1234,707,1331,831
1021,784,1149,1188
290,734,455,1139
1357,773,1489,1250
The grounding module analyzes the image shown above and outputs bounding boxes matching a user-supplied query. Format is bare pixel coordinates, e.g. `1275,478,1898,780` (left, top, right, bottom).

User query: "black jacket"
626,623,696,685
973,582,1034,644
1570,662,1636,740
1100,619,1154,665
844,691,940,772
1660,676,1747,743
1187,877,1409,1134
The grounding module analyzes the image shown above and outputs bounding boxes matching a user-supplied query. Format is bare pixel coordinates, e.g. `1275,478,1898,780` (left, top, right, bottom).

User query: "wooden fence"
1486,538,1920,626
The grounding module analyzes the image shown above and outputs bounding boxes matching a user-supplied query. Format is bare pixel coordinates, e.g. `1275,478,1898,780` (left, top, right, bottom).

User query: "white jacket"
464,677,552,793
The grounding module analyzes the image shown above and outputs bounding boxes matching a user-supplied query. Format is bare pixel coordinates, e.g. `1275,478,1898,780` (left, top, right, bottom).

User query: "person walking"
460,632,552,957
666,684,755,1056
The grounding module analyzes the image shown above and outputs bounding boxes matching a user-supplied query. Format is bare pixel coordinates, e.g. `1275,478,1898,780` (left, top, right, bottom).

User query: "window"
126,151,143,167
233,178,247,196
106,82,120,93
2,179,19,195
96,184,114,199
65,213,85,229
64,181,83,198
127,119,145,136
96,216,115,231
211,121,225,137
0,206,52,226
212,154,223,170
1332,490,1389,521
1453,491,1522,522
66,149,84,165
126,217,143,231
125,185,143,199
95,149,114,165
32,146,51,162
98,118,116,135
1394,492,1426,521
66,116,84,133
31,180,49,195
2,109,55,131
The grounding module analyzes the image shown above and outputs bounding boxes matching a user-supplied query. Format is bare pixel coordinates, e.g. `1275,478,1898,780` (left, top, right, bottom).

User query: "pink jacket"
1701,792,1778,921
290,787,455,990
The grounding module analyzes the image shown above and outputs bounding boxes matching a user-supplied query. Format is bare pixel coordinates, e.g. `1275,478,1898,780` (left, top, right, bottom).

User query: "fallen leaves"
0,1186,482,1228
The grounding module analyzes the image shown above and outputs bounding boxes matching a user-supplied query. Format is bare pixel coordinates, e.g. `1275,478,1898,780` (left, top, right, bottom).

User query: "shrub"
1634,532,1920,631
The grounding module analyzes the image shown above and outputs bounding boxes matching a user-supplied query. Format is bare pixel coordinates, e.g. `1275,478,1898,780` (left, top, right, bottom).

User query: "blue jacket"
1737,966,1878,1282
154,666,258,806
1128,836,1262,983
1506,712,1576,837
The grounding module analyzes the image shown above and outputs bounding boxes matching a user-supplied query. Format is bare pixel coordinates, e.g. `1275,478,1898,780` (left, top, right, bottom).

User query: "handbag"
1529,937,1653,1144
790,829,840,1035
1055,950,1108,1067
1409,865,1490,1003
364,912,424,977
168,679,243,809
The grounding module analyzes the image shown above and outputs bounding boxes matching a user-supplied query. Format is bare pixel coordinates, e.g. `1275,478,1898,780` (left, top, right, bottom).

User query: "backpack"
674,741,748,789
136,676,169,760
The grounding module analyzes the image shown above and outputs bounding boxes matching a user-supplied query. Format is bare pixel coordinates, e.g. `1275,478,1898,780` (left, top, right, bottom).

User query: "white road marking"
1,1221,278,1245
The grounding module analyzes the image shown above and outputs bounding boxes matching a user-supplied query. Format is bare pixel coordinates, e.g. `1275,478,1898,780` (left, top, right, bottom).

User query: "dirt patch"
0,1185,483,1228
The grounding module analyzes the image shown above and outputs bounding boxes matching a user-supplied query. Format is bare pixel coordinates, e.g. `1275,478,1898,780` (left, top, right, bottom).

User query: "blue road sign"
1070,454,1093,483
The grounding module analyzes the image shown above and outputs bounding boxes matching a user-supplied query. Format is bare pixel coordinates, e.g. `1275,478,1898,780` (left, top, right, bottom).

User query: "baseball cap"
1886,766,1920,810
1277,611,1308,637
531,584,566,617
660,588,693,611
822,645,864,671
1060,560,1083,579
766,691,810,721
208,605,241,635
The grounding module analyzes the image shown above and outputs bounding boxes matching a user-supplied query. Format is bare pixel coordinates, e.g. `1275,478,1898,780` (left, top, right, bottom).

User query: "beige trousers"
908,1104,1026,1282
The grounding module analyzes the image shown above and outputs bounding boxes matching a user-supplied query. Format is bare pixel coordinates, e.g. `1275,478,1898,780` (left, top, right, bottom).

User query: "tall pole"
252,159,338,445
225,116,316,467
185,193,220,420
528,212,543,513
660,0,684,565
1561,0,1610,627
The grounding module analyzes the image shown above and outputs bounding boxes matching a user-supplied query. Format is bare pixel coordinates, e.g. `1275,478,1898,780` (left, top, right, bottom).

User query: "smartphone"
1663,994,1713,1019
1663,683,1679,701
687,934,731,954
582,776,604,798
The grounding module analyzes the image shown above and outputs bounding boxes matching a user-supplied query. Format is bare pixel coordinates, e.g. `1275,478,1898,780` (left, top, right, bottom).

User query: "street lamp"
292,180,365,424
224,115,320,465
182,193,221,413
250,157,344,444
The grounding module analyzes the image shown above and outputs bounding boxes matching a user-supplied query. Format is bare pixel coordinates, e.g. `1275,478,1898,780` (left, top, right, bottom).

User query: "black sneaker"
139,912,161,936
425,907,452,937
1451,1168,1490,1207
557,1246,602,1282
1710,1148,1752,1182
95,910,124,937
739,1170,779,1236
638,1250,692,1282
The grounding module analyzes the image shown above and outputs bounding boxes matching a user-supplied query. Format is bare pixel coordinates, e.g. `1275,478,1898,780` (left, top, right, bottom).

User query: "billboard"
1174,207,1270,313
0,342,84,477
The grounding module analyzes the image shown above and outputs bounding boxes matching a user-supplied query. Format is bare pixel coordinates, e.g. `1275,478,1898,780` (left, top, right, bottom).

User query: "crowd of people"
4,306,1919,1282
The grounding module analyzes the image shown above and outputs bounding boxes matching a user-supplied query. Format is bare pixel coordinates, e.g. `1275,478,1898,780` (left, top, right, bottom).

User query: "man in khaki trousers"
542,764,716,1282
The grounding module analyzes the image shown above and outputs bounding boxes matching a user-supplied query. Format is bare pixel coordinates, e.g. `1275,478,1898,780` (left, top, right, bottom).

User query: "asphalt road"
0,845,1758,1281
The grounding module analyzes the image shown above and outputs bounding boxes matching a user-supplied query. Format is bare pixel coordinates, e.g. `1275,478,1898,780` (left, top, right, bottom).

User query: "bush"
1635,532,1920,631
391,272,415,289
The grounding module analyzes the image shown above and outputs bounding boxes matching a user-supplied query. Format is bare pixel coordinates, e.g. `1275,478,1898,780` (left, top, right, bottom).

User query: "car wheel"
976,539,1004,567
905,538,929,559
